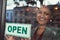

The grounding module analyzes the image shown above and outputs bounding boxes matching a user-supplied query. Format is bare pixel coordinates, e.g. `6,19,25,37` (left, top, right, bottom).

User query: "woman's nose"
40,13,44,17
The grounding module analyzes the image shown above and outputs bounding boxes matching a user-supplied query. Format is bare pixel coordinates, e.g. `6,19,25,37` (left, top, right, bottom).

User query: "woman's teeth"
39,17,45,21
40,19,44,20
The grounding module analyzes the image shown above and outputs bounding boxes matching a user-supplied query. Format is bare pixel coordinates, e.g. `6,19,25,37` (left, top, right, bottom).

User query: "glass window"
6,13,9,17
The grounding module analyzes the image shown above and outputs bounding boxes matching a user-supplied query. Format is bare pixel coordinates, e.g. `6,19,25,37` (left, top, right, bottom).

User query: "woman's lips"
39,17,46,21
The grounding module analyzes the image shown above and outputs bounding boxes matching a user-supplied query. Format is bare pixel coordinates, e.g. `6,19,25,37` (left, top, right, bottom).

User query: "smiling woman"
31,5,54,40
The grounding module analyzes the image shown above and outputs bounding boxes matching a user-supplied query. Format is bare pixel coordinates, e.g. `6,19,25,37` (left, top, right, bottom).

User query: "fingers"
5,35,9,39
25,38,28,40
21,38,30,40
21,38,24,40
5,35,15,40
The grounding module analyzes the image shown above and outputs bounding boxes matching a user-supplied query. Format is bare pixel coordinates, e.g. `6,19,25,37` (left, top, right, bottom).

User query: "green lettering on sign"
8,25,12,32
12,26,16,32
17,26,21,34
22,27,27,34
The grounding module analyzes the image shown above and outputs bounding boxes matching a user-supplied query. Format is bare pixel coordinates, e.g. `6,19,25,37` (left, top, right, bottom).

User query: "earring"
50,19,52,22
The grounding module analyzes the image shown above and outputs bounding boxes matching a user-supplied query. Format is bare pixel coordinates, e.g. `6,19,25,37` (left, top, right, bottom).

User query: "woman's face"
36,6,51,25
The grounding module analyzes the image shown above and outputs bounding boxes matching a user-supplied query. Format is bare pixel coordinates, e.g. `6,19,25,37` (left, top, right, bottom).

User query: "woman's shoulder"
45,26,60,36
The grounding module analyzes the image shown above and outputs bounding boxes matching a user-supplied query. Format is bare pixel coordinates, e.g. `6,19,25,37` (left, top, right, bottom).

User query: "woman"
5,5,54,40
31,5,54,40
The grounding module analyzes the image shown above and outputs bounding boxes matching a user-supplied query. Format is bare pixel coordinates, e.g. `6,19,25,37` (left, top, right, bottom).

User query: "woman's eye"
38,11,42,14
44,12,50,15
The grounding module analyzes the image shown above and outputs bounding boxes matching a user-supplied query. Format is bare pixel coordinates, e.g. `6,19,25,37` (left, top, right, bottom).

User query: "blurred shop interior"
6,0,60,28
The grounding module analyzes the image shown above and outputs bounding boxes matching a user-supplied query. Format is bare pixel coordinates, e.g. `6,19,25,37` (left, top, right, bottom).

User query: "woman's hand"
5,36,15,40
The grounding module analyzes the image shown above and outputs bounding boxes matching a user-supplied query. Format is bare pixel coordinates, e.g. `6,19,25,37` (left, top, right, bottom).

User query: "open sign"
5,23,31,38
